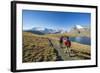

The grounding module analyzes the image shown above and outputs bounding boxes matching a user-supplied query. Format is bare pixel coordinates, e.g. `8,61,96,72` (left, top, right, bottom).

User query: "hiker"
59,36,64,48
64,36,71,56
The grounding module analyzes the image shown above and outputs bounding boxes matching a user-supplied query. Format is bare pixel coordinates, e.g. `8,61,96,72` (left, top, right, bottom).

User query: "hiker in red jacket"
64,36,71,56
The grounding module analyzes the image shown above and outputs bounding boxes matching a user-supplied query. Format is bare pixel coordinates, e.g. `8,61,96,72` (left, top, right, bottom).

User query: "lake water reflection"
70,37,91,45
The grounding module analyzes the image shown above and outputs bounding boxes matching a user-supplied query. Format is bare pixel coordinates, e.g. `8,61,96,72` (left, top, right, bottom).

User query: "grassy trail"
48,38,90,60
48,38,72,60
23,32,90,62
48,38,81,60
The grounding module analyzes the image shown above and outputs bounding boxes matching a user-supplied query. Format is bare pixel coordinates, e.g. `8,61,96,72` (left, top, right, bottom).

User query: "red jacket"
64,40,71,47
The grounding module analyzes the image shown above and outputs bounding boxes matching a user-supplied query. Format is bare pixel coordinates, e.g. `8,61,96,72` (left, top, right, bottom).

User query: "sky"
22,10,91,31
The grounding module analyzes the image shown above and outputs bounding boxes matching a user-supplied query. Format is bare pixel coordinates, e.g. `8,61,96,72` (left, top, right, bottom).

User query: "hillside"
69,25,90,37
23,32,62,62
23,32,91,63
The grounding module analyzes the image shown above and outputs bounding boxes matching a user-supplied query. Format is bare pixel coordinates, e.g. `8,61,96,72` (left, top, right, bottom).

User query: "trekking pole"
48,38,54,47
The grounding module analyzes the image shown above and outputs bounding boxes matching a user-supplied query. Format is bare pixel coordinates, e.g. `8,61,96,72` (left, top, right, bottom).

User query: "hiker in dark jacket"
59,36,64,48
64,36,71,56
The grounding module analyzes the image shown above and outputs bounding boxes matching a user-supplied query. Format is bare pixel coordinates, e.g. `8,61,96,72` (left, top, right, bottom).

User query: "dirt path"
48,38,83,60
48,37,91,60
51,42,72,60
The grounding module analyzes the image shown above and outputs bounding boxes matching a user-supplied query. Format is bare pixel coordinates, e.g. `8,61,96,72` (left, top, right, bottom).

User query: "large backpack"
64,40,71,47
60,37,63,43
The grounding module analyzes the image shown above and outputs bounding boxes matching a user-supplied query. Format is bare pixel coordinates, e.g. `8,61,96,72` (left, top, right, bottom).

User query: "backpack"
60,37,63,43
64,40,71,47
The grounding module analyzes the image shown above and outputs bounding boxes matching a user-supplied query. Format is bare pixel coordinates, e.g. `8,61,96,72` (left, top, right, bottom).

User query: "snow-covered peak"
76,25,84,29
31,27,65,34
32,27,45,31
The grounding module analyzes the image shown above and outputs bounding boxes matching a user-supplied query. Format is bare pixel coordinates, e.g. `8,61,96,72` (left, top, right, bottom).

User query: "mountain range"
23,25,90,35
70,25,90,33
24,27,64,35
